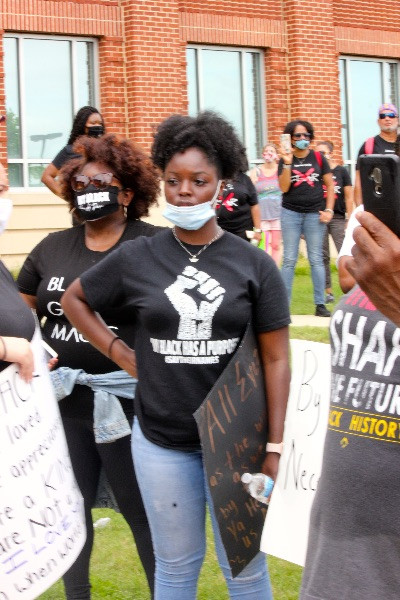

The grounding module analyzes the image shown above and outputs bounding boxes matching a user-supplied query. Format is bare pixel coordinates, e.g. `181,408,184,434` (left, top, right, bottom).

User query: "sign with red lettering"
261,339,331,566
0,328,86,599
194,324,268,577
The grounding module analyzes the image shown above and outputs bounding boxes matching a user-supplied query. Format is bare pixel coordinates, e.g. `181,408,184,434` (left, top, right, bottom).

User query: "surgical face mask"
263,151,278,163
0,198,12,235
73,184,120,221
163,181,222,230
87,125,104,138
294,139,310,150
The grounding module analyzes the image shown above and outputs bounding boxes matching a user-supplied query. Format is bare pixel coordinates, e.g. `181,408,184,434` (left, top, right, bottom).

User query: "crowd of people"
1,100,400,599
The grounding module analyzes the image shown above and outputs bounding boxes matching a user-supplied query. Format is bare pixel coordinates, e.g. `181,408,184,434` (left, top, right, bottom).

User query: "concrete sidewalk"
290,314,331,327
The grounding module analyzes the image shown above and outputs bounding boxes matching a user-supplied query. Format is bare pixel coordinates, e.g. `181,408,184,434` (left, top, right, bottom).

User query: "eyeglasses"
379,112,397,119
71,172,115,192
292,132,311,139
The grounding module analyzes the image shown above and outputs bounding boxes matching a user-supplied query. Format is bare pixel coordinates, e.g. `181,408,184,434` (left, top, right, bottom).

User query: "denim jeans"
132,418,272,600
280,207,326,304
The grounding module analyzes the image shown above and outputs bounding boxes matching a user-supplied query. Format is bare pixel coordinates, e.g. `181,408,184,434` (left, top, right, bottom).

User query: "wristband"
282,164,292,170
0,336,6,361
253,228,262,233
266,442,284,455
324,208,334,215
108,336,122,359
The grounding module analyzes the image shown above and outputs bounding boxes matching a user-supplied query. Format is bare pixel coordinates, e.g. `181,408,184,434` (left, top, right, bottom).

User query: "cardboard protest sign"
0,328,86,600
194,324,268,578
261,339,331,566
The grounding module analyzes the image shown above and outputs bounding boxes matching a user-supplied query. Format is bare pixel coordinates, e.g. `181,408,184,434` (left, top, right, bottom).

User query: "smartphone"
359,154,400,237
280,133,292,154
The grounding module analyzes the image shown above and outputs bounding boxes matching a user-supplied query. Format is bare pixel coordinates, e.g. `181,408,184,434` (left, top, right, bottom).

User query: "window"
4,35,98,188
187,46,265,165
339,57,399,175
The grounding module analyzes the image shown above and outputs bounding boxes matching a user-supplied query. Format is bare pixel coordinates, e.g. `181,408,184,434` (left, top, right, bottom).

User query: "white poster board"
0,328,86,600
261,339,331,566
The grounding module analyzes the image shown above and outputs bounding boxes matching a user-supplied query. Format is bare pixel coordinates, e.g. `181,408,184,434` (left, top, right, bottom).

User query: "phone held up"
359,154,400,238
280,133,292,155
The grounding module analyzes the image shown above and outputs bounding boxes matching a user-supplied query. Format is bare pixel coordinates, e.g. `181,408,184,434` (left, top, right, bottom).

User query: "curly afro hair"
283,120,315,140
67,106,105,145
151,111,246,179
60,134,160,221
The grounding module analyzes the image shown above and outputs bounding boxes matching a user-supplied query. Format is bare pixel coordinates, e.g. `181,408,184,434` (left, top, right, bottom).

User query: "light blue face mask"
294,139,310,150
163,181,222,230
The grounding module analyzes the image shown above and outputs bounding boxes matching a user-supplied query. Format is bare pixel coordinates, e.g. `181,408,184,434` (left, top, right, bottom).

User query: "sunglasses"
379,112,397,119
71,172,115,192
292,132,311,139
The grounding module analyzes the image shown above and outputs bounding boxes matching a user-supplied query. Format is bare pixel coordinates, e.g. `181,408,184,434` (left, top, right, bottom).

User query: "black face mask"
73,184,120,221
87,125,104,138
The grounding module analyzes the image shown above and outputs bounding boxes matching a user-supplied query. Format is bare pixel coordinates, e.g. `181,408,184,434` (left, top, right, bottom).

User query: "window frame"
339,55,400,179
186,44,266,165
5,33,99,191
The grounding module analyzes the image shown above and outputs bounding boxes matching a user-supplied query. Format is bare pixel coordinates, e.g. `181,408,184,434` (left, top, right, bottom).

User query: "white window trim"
5,33,99,191
187,44,266,164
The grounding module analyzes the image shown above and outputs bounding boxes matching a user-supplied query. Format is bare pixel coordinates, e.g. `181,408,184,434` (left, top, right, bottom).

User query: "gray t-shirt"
301,285,400,599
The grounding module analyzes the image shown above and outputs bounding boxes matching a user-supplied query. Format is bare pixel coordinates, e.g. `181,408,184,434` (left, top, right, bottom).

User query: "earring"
123,205,127,218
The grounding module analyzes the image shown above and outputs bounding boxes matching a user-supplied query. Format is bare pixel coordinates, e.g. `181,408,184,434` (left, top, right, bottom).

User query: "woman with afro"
61,111,291,599
18,133,162,599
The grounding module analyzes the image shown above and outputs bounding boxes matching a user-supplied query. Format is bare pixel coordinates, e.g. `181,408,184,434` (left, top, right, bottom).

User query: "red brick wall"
284,0,342,152
333,0,400,31
179,0,282,20
121,0,187,150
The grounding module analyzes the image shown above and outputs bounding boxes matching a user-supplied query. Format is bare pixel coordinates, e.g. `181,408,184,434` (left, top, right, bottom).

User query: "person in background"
353,103,398,206
278,119,335,317
18,134,161,599
300,206,400,600
60,111,291,600
41,106,105,198
315,140,353,303
215,153,263,245
0,165,38,382
249,142,282,266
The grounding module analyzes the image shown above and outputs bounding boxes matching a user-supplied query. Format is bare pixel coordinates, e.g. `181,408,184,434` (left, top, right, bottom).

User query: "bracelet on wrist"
253,228,262,233
0,336,7,361
324,208,334,215
282,164,292,170
266,442,284,455
108,336,122,360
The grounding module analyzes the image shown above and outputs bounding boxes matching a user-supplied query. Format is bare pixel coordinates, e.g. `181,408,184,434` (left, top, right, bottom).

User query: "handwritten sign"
261,339,331,566
194,324,268,577
0,328,86,600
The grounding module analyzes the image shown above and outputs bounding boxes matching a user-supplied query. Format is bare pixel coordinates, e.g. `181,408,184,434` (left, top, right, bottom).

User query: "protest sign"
261,339,331,566
0,328,86,599
194,324,268,577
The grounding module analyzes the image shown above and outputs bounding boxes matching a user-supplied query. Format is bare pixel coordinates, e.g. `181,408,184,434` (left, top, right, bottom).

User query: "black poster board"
194,324,268,577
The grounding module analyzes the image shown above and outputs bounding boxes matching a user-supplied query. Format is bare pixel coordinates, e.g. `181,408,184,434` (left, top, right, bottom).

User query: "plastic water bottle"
241,472,274,505
93,517,111,529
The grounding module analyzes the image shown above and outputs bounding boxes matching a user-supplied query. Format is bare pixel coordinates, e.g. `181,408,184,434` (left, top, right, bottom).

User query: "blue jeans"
280,207,326,305
132,418,272,600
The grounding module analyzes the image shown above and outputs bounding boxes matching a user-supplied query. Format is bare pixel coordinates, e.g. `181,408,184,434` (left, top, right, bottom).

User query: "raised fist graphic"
164,266,225,339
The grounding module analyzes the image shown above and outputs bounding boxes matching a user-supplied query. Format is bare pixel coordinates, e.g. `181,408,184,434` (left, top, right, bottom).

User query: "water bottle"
93,517,111,529
241,472,274,505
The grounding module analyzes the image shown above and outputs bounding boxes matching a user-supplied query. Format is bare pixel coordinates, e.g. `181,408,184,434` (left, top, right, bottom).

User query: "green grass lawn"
38,258,330,599
290,254,343,315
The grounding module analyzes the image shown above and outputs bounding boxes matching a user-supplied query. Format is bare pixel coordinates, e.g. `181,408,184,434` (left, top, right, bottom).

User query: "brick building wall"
1,0,399,155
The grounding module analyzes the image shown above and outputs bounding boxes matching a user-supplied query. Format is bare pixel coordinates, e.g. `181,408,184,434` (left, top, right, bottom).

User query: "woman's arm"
41,163,63,198
258,326,290,481
61,278,137,376
250,204,262,243
344,185,354,220
0,336,34,382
